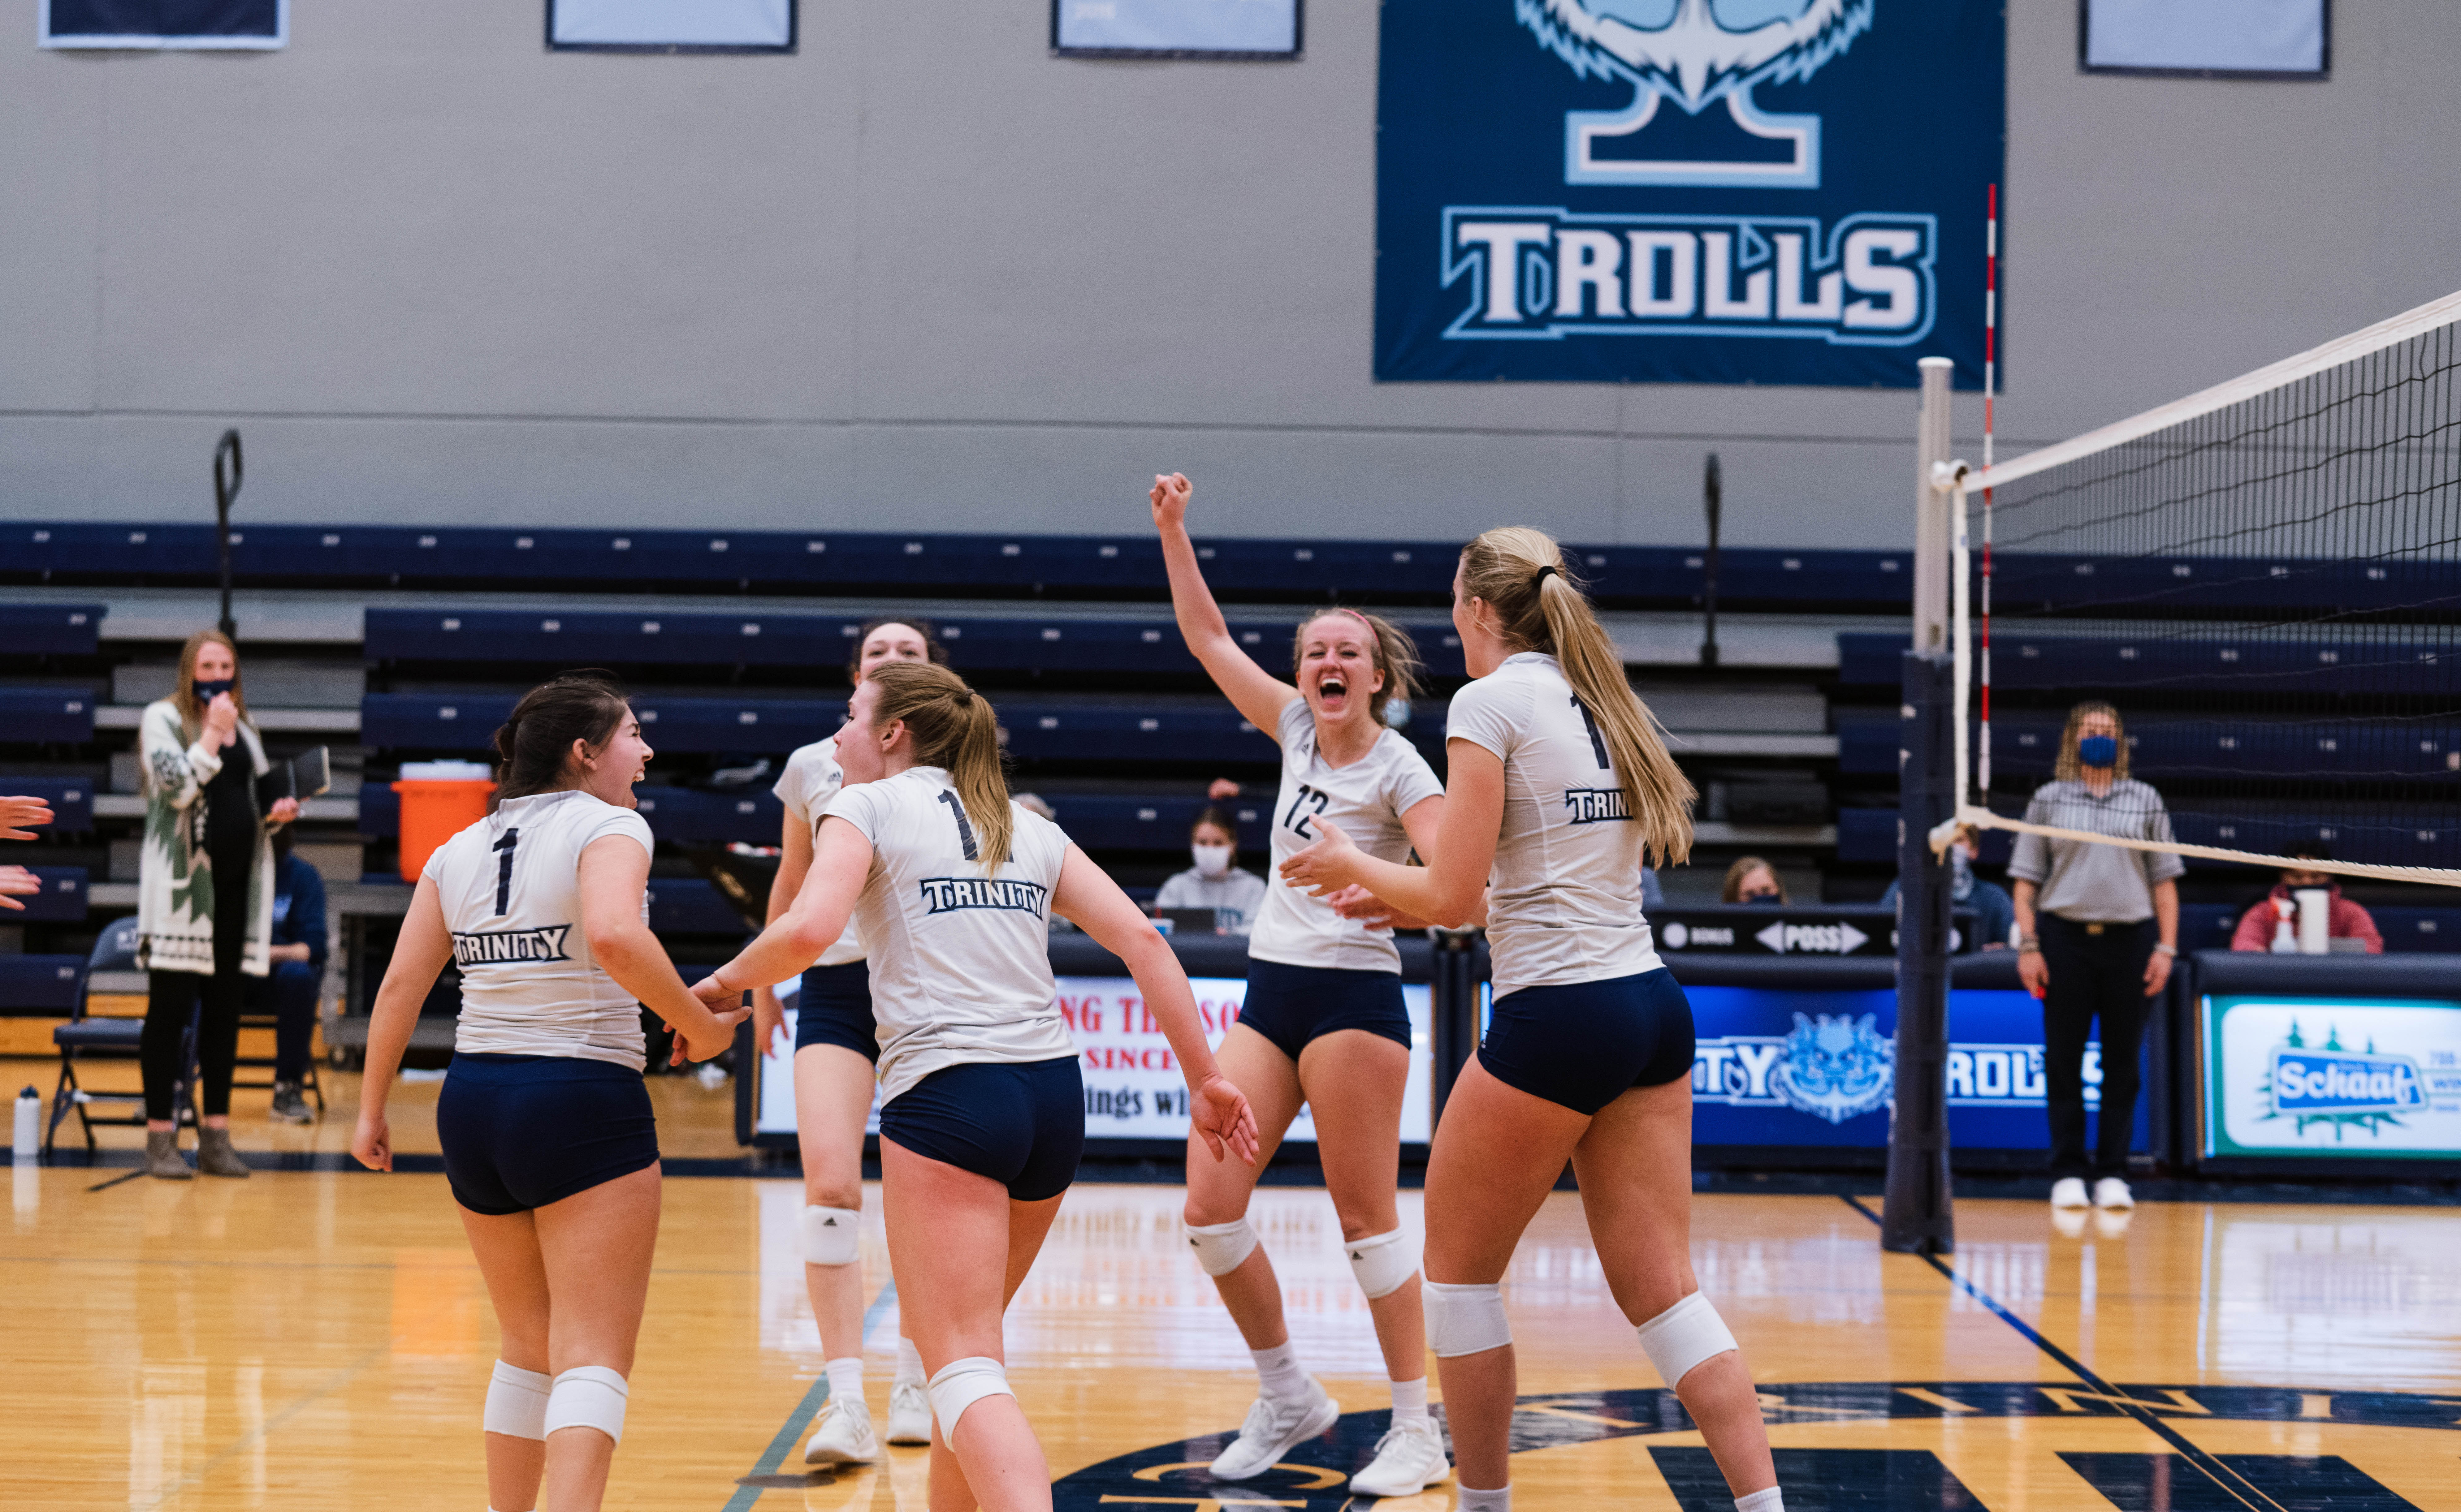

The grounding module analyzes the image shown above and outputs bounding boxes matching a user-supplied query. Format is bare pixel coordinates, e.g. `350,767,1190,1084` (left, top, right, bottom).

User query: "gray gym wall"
3,2,2453,549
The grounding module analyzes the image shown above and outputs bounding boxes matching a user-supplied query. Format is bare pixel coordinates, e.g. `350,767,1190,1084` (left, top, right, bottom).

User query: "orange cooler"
392,760,496,881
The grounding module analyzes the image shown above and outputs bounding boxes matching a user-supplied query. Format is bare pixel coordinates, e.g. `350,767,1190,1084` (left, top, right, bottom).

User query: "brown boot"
145,1129,193,1180
195,1125,250,1179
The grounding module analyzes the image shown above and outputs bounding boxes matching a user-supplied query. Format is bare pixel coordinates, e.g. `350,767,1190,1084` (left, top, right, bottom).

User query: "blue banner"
1374,0,2003,387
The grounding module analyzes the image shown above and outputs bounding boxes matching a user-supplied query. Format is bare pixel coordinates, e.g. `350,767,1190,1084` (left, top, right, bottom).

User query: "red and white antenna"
1977,184,1998,799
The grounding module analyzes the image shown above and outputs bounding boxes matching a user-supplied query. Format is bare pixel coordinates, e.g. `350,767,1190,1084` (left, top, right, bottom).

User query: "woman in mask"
1152,807,1269,935
2008,702,2180,1213
1721,857,1787,906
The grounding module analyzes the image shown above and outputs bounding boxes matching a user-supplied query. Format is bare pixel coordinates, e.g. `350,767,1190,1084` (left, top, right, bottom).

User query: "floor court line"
1839,1195,2289,1512
723,1278,902,1512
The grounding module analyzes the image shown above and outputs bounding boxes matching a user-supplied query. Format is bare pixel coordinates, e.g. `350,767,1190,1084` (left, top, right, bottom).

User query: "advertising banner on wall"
2200,995,2461,1160
1374,0,2005,387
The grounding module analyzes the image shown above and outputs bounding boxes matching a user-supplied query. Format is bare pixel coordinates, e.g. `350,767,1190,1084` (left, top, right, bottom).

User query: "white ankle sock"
1250,1340,1309,1401
895,1335,925,1387
1457,1484,1510,1512
825,1356,864,1408
1389,1375,1429,1425
1734,1488,1783,1512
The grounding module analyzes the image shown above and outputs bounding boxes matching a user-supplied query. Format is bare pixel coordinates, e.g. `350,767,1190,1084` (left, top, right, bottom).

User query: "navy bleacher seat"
1989,552,2454,620
644,877,753,934
9,867,88,922
0,777,94,834
363,693,839,755
632,788,786,845
1034,794,1271,854
998,697,1279,766
0,954,87,1014
1834,808,1895,864
1844,709,2461,785
1838,630,2449,696
1834,711,1897,775
0,689,97,744
0,603,104,656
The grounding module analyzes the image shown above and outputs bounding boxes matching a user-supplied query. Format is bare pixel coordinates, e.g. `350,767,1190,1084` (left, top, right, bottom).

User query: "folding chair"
231,966,327,1111
48,917,195,1155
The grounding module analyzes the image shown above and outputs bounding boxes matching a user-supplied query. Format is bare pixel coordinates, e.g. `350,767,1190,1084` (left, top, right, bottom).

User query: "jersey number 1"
492,829,520,915
936,790,979,861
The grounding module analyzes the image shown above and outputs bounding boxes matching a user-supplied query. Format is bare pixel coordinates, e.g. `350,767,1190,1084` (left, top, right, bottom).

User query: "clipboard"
257,746,332,811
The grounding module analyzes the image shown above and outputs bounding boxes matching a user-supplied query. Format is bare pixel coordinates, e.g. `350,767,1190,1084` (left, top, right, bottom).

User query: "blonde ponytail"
865,661,1014,874
1460,527,1696,867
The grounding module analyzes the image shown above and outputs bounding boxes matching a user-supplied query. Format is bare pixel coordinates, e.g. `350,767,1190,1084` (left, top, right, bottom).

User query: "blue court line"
721,1278,901,1511
1840,1195,2285,1512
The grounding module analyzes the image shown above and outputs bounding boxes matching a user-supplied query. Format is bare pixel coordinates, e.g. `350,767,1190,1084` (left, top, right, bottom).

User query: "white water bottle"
12,1087,38,1163
2269,903,2299,954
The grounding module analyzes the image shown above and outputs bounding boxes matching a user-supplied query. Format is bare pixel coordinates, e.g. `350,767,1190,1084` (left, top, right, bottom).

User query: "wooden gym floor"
6,1062,2458,1510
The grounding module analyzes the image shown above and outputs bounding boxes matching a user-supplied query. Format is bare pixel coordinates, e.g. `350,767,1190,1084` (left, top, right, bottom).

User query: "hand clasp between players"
1278,816,1364,898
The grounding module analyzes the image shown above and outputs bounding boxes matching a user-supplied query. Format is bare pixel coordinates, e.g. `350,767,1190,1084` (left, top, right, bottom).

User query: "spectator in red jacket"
2230,847,2383,954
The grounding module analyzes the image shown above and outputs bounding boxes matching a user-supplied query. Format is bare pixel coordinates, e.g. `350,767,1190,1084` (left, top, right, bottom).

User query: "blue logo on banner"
1375,0,2001,387
2271,1049,2426,1116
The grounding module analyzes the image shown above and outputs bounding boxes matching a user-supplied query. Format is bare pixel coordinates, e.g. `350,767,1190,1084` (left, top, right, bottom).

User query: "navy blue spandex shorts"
878,1057,1084,1202
1476,969,1696,1116
1232,959,1412,1062
795,960,879,1062
436,1053,660,1215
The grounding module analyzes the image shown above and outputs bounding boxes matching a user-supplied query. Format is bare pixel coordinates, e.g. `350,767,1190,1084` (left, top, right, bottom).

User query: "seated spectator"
1153,806,1268,935
1724,856,1788,906
2230,846,2382,954
249,825,327,1123
1882,824,2017,951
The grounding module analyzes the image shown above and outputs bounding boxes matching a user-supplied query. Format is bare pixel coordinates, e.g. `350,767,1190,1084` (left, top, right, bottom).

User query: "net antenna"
1930,289,2461,888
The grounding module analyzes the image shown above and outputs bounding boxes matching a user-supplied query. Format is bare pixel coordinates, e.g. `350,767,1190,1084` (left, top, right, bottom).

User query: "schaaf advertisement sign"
2201,996,2461,1161
1374,0,2004,386
756,975,1436,1146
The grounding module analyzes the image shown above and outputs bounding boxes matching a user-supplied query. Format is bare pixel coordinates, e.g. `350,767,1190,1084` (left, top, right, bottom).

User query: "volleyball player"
1281,530,1784,1512
689,660,1260,1512
351,674,749,1512
750,618,943,1463
1150,472,1454,1497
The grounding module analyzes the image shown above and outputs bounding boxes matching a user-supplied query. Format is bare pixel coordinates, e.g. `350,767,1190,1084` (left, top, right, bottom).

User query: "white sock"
1250,1340,1309,1401
825,1356,864,1410
1389,1374,1429,1425
1735,1488,1784,1512
895,1335,926,1388
1457,1484,1510,1512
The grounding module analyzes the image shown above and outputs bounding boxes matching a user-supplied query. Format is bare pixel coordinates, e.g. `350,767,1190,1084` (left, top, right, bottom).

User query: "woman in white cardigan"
136,629,298,1179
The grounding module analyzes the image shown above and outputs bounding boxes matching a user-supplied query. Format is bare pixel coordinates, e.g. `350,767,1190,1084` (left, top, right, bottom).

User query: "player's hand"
2143,948,2173,998
0,866,38,912
1278,818,1360,897
1207,778,1241,801
351,1113,392,1172
1188,1072,1260,1167
689,974,739,1011
1325,884,1422,933
2017,947,2048,999
0,795,55,840
682,1007,751,1063
267,796,301,828
205,693,239,745
1149,472,1193,533
751,984,788,1058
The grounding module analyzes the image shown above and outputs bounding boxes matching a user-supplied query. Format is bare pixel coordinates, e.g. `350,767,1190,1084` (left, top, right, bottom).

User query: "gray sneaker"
269,1082,314,1124
1209,1380,1339,1481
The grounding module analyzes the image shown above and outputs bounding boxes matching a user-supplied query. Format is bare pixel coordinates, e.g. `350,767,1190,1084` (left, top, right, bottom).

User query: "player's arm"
350,877,453,1172
1281,741,1503,928
705,815,870,999
1149,472,1299,734
751,805,815,1055
577,834,747,1061
1052,843,1259,1166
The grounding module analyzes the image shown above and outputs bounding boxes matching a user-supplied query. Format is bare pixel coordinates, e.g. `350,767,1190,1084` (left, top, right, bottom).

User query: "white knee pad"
1421,1280,1511,1357
927,1356,1014,1441
482,1360,550,1440
1345,1228,1419,1301
1636,1292,1739,1389
543,1366,629,1445
801,1204,862,1266
1183,1217,1259,1277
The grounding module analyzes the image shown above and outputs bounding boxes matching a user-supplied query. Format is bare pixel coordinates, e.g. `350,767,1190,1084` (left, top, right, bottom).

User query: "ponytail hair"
492,671,634,803
1459,527,1696,867
1291,608,1426,704
865,660,1012,874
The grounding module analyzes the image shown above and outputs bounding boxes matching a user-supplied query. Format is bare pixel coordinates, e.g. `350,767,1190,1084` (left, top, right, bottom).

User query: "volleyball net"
1938,289,2461,888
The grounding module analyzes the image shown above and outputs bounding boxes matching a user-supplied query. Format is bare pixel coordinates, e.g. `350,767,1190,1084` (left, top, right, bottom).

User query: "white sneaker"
1209,1381,1339,1481
804,1398,880,1465
2050,1177,2090,1209
1349,1416,1450,1497
886,1378,933,1445
2093,1177,2134,1210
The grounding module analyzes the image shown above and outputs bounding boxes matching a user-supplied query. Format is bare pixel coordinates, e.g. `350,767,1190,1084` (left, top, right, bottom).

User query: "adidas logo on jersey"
451,924,576,966
1562,787,1633,824
917,876,1051,917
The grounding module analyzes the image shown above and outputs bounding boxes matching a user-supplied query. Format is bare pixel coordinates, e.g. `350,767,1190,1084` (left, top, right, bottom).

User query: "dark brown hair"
1190,805,1239,846
492,672,634,802
848,618,949,683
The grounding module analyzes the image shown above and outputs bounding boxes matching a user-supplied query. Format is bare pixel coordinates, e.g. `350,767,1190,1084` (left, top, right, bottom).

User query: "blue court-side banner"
1374,0,2004,387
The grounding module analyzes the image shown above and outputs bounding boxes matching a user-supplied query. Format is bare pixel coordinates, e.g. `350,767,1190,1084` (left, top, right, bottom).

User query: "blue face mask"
192,678,235,702
2078,734,2119,769
1742,893,1784,907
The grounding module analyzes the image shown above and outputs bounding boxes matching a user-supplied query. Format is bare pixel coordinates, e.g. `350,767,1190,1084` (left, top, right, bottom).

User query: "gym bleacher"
6,518,2457,1058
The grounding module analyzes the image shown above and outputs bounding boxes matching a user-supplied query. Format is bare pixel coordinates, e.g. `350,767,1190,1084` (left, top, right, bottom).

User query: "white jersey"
423,788,656,1070
1446,652,1664,998
826,766,1077,1102
774,737,867,967
1250,697,1446,973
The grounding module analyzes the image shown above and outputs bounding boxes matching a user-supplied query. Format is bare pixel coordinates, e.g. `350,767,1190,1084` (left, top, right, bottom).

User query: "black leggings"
142,857,250,1122
2037,915,2155,1181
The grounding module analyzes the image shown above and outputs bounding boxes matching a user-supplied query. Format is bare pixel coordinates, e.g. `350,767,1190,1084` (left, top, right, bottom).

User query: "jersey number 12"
1282,783,1330,841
